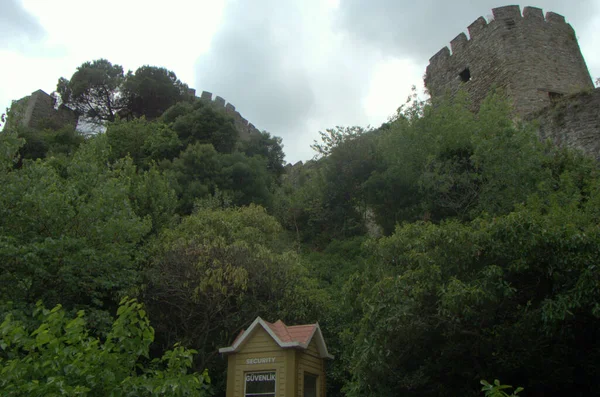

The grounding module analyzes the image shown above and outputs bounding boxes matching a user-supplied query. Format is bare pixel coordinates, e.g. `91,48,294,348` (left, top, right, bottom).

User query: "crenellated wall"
425,5,594,116
197,90,260,141
6,88,261,143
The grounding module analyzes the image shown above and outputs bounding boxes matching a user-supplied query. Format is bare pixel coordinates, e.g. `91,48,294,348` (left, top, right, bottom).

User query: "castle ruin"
6,89,78,131
5,88,261,142
425,5,600,160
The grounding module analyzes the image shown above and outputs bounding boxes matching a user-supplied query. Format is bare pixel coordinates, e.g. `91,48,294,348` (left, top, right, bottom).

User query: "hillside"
1,6,600,396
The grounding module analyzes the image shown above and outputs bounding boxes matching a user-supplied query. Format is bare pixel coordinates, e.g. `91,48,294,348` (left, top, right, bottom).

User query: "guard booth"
219,317,333,397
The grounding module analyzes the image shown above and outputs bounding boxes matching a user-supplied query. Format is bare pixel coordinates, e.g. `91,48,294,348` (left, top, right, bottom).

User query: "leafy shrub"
0,298,210,396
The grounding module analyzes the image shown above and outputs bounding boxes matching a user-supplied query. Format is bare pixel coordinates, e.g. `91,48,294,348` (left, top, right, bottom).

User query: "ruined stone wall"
533,88,600,161
6,89,78,130
425,5,594,116
7,88,258,142
197,91,259,141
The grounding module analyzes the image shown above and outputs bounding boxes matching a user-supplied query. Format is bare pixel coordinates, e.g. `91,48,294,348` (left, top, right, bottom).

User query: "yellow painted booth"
219,317,333,397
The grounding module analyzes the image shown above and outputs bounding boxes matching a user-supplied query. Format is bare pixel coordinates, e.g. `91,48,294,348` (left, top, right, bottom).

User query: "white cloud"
2,0,226,114
363,58,424,125
579,3,600,80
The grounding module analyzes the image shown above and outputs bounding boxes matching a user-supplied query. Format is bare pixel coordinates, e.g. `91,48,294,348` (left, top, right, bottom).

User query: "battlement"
425,5,593,116
197,90,259,141
5,88,261,143
428,6,572,66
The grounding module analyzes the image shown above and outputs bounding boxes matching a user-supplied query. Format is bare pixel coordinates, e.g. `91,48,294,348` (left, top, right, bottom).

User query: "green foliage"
274,162,330,245
0,135,152,323
481,380,523,397
238,130,286,177
106,118,181,166
5,58,600,397
161,100,238,153
0,131,25,171
122,65,192,120
129,165,179,233
363,91,547,232
0,298,210,396
344,168,600,395
143,205,324,389
310,125,367,158
58,59,127,123
275,133,375,247
58,60,195,125
16,126,84,161
164,143,274,214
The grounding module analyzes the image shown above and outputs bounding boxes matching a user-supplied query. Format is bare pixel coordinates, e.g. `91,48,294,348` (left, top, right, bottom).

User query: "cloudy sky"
2,0,599,163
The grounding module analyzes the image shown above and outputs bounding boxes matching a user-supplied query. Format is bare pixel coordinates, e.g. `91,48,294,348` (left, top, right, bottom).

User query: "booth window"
304,373,318,397
245,371,276,397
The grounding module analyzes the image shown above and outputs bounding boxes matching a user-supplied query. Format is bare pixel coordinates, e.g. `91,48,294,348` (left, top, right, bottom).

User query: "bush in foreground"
0,298,210,396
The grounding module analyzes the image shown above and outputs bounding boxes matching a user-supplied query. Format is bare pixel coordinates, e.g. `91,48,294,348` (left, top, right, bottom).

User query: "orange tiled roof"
220,316,334,359
265,320,316,344
233,319,317,345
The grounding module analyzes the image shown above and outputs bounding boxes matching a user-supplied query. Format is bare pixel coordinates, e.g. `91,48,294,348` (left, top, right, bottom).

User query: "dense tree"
122,66,193,120
0,135,152,326
310,126,367,158
274,162,331,245
5,58,600,397
238,130,286,177
344,154,600,396
106,118,181,167
0,298,211,396
16,126,84,161
143,205,323,389
161,101,238,153
57,60,193,124
275,127,377,246
163,143,274,214
57,59,127,123
299,92,553,234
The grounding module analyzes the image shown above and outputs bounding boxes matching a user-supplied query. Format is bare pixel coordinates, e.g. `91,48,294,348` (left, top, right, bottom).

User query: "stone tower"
5,89,78,131
424,5,594,116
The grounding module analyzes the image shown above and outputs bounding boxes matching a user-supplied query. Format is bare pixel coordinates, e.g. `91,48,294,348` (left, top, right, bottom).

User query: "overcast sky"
2,0,599,163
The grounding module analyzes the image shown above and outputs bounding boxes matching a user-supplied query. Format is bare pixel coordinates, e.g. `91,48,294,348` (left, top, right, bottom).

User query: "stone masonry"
425,5,594,116
6,89,78,131
197,91,259,141
6,88,260,143
425,5,600,160
533,89,600,161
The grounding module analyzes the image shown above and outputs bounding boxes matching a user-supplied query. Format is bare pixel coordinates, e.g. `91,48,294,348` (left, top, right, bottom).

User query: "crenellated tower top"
424,5,594,115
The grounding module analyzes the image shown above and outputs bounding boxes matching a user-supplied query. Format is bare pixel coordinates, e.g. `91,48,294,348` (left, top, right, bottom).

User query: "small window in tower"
459,68,471,82
549,92,564,102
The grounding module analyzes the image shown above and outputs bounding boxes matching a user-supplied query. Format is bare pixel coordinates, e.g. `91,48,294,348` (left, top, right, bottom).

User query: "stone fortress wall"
425,5,594,116
425,5,600,160
6,89,78,131
7,88,261,142
533,89,600,161
194,89,260,141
